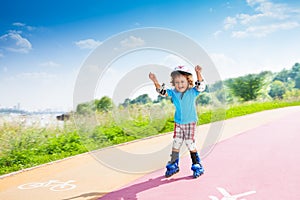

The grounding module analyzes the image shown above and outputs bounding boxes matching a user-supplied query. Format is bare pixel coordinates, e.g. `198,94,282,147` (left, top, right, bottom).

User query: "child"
149,65,206,178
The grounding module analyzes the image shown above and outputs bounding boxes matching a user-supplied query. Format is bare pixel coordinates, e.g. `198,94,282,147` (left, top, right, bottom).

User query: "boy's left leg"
184,122,204,178
190,151,204,178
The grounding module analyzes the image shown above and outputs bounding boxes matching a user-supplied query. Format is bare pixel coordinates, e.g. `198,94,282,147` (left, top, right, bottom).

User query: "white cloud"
236,13,265,25
213,30,222,37
75,39,102,49
8,72,57,80
0,30,32,53
220,0,300,38
120,36,145,48
232,21,299,38
12,22,36,31
12,22,26,27
113,36,146,51
224,16,237,30
39,61,61,67
247,0,291,19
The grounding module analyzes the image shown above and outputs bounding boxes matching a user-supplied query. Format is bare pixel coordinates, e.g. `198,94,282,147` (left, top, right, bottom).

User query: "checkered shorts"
173,122,196,141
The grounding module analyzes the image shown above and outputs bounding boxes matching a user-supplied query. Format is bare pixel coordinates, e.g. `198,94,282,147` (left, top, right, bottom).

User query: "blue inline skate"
191,163,204,178
190,152,204,178
165,159,179,177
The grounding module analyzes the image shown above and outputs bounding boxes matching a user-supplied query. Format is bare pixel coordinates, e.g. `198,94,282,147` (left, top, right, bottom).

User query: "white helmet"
173,65,192,75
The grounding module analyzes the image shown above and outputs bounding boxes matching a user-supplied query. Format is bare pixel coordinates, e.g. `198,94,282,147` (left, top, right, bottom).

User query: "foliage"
208,80,223,92
95,96,113,112
76,101,95,114
273,68,290,82
283,89,300,101
290,63,300,79
226,73,265,101
0,125,87,175
128,94,152,105
196,92,211,105
295,74,300,89
268,80,286,99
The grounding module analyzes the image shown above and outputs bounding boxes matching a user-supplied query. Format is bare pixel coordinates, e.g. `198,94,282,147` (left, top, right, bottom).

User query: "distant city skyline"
1,0,300,111
0,102,65,113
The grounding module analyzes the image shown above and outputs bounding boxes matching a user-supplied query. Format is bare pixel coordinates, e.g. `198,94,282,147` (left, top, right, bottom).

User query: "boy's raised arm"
149,72,167,96
194,65,206,92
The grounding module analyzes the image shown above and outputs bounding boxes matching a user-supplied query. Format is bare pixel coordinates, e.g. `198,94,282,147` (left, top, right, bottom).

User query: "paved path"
1,106,300,200
99,108,300,200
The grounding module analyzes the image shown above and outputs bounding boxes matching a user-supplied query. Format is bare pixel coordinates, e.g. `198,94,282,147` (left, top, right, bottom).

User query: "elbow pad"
195,80,206,92
156,83,167,95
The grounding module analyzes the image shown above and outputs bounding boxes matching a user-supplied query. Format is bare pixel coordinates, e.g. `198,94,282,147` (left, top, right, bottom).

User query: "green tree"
258,71,275,101
131,94,152,105
273,69,290,82
216,88,234,104
76,102,95,114
208,81,223,92
295,74,300,89
283,89,300,100
226,74,264,101
290,63,300,80
121,98,131,107
268,80,286,99
95,96,113,112
196,92,211,105
153,95,164,103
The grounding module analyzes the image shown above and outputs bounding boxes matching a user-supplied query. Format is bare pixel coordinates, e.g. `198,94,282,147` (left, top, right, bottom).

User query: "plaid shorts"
173,122,196,141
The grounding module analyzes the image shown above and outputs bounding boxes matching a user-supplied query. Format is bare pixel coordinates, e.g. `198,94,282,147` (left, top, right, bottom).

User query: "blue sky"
1,0,300,111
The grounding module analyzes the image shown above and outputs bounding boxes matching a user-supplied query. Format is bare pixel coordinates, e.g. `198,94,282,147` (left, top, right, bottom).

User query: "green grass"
199,100,300,125
1,100,300,175
0,125,87,175
226,101,300,118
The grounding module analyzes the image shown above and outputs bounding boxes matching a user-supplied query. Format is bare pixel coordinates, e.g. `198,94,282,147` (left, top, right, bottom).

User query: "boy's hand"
195,65,202,73
149,72,163,91
195,65,203,82
149,72,157,82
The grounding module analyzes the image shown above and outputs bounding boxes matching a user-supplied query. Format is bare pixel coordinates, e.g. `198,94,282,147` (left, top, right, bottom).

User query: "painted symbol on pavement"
18,180,76,192
209,187,256,200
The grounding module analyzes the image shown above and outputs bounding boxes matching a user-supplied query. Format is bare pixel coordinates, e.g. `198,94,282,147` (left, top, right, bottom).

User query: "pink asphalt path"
99,111,300,200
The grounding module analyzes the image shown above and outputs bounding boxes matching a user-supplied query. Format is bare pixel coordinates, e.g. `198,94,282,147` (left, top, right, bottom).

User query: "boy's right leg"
165,123,183,177
165,150,180,177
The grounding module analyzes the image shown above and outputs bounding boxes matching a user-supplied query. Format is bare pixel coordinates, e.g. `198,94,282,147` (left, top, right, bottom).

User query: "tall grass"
1,100,300,175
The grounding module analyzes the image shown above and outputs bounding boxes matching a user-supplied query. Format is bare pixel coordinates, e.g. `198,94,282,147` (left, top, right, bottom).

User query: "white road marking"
18,180,76,192
209,187,256,200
